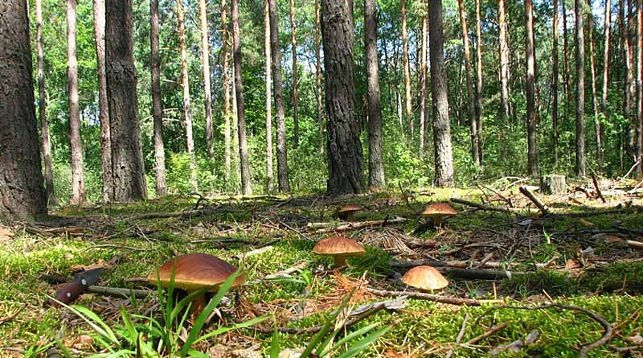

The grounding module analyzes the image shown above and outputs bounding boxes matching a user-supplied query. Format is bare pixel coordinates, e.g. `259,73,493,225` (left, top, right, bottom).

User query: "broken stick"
519,186,549,215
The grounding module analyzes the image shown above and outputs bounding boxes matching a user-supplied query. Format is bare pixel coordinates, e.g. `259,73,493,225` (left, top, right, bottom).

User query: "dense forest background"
31,0,643,204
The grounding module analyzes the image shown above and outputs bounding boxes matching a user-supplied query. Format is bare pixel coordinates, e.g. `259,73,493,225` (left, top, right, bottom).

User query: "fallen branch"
464,322,509,345
519,186,549,215
88,285,152,299
129,205,221,220
309,217,408,234
391,259,518,270
590,173,606,203
445,313,469,358
450,198,517,214
490,329,540,355
439,267,523,280
366,288,491,306
0,304,26,326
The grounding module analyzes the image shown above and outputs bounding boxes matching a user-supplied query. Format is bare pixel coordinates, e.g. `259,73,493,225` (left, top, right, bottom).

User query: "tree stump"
540,175,567,195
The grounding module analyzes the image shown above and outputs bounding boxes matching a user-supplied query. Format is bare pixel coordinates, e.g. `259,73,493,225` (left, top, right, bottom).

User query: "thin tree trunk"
315,0,325,154
269,0,291,192
553,0,560,165
525,0,538,177
587,0,602,166
177,0,198,192
636,0,643,176
290,0,299,147
498,0,511,119
106,0,147,201
624,0,635,163
36,0,56,206
150,0,167,196
419,16,428,160
576,0,586,177
321,0,365,194
601,0,611,119
457,0,480,167
93,0,113,202
429,0,454,187
264,0,274,192
67,0,85,205
563,0,572,112
0,0,47,222
365,0,385,189
232,0,252,195
199,0,214,157
474,0,483,163
402,0,413,133
222,0,231,184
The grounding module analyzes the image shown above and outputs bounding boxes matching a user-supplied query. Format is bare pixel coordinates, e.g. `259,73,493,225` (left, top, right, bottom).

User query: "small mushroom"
148,253,245,316
402,266,449,292
421,203,457,227
312,236,365,268
337,204,363,221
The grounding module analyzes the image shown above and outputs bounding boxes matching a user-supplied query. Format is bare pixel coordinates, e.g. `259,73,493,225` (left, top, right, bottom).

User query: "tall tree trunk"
474,0,483,163
636,0,643,176
563,0,573,112
67,0,85,205
624,0,635,163
575,0,586,177
177,0,198,192
106,0,147,201
587,0,602,166
601,0,611,120
150,0,167,196
222,0,232,184
365,0,385,189
199,0,214,157
290,0,300,147
458,0,480,167
401,0,413,133
36,0,56,206
525,0,538,177
498,0,511,119
269,0,291,192
419,16,428,159
315,0,325,154
0,0,47,221
321,0,364,194
232,0,252,195
264,0,274,192
94,0,114,202
429,0,454,187
553,0,560,165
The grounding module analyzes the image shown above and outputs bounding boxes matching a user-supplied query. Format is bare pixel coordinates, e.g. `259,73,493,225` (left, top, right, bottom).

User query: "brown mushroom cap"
148,253,245,291
338,204,363,214
402,265,449,291
421,203,457,217
312,236,365,267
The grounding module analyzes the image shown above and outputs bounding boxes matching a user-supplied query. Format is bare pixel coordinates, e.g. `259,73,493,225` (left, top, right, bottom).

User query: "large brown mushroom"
421,203,457,227
402,265,449,292
148,253,245,315
337,204,363,221
312,236,365,268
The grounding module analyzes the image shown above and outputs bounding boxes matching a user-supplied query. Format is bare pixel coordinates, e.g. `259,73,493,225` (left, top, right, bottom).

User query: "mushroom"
312,236,366,268
401,266,449,292
421,203,457,227
148,253,245,316
337,204,363,221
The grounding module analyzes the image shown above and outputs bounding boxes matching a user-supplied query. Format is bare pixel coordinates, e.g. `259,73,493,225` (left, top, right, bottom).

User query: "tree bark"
419,16,428,160
150,0,167,197
474,0,483,163
563,0,573,112
94,0,114,202
600,0,611,128
401,0,413,133
553,0,560,165
199,0,214,157
365,0,385,189
429,0,454,187
222,0,232,184
321,0,365,194
67,0,86,205
264,0,274,192
525,0,538,177
269,0,291,192
315,0,325,154
36,0,57,206
498,0,511,119
290,0,299,147
624,0,636,165
177,0,198,192
106,0,147,201
637,0,643,176
587,0,602,166
576,0,586,177
0,0,47,221
232,0,252,195
457,0,480,167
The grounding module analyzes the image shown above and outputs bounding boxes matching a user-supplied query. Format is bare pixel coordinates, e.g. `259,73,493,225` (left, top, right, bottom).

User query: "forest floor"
0,177,642,357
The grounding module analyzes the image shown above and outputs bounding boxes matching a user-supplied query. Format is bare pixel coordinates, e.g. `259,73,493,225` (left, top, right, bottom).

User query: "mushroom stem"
189,293,207,318
333,255,348,268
